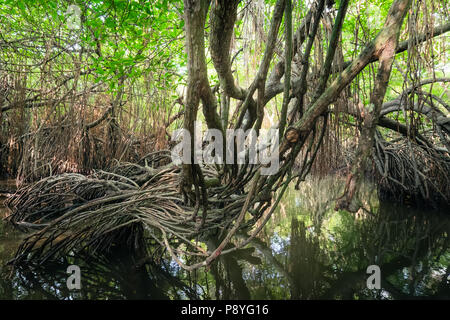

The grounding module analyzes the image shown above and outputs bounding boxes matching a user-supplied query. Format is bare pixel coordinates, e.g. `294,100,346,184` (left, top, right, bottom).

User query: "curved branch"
264,23,450,106
342,21,450,70
209,0,245,100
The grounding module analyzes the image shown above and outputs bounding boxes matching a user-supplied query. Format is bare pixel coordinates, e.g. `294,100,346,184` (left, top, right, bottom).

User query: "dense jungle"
0,0,449,300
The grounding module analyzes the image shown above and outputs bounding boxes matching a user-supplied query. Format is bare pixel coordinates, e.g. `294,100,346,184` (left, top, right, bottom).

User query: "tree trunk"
336,0,412,212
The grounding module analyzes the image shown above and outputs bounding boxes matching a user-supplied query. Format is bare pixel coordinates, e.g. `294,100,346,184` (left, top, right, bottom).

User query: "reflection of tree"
241,186,449,299
322,255,412,299
206,239,252,300
2,194,448,299
328,202,450,299
2,249,199,300
288,218,327,299
235,220,330,299
202,191,449,300
282,177,344,229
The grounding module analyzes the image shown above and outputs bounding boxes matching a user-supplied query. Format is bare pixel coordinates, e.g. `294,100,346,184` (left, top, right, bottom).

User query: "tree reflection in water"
0,249,200,299
200,177,449,300
1,177,449,299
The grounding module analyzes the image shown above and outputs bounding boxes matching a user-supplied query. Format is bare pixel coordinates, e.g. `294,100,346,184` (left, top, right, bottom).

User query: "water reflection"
0,176,449,299
250,177,449,299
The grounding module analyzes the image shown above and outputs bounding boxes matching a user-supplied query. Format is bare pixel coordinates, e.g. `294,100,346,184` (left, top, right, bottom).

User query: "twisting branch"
312,0,349,102
236,0,286,131
291,0,414,135
263,22,450,108
336,0,412,212
279,0,293,137
209,0,245,100
291,0,325,120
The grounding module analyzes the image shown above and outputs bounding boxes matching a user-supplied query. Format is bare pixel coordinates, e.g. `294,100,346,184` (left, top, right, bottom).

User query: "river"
0,176,449,299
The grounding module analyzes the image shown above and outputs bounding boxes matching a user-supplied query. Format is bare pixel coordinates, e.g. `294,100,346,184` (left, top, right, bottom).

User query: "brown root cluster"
4,151,257,268
373,134,450,207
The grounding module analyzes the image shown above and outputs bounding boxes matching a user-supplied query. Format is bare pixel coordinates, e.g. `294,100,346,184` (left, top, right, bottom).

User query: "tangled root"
4,152,254,268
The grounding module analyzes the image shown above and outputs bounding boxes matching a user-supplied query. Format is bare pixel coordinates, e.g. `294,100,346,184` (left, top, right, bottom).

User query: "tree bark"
336,0,412,212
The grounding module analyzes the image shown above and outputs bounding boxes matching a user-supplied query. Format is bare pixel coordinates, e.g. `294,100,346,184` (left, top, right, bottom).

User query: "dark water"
0,177,449,300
